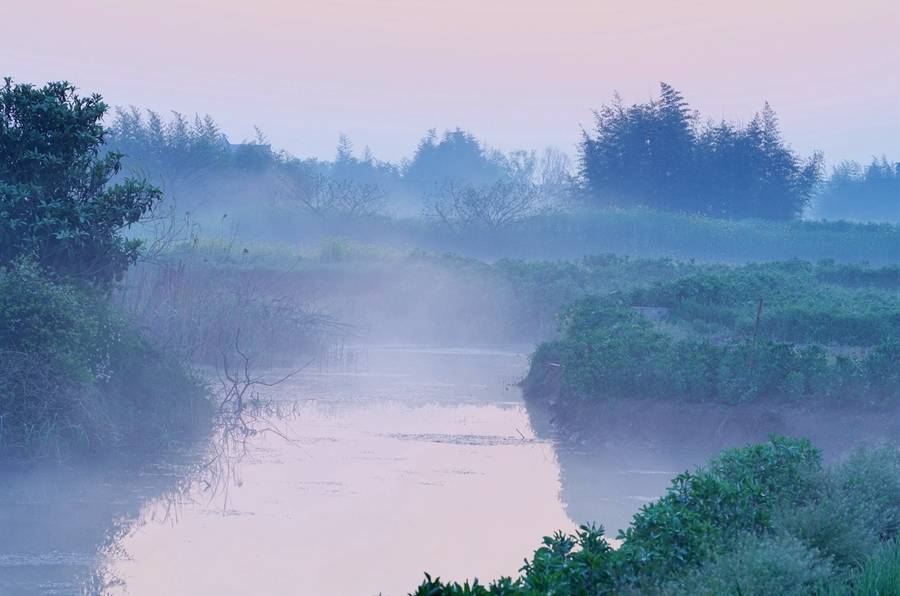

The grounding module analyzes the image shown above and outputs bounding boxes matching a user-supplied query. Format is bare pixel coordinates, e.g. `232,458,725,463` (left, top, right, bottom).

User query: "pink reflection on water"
110,347,575,595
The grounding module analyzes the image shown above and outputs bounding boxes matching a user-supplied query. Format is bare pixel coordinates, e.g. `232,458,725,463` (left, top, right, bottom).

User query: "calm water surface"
1,346,684,595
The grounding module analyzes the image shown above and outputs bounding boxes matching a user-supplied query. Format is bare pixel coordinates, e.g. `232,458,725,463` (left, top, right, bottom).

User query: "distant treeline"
106,84,896,224
106,109,571,220
814,157,900,223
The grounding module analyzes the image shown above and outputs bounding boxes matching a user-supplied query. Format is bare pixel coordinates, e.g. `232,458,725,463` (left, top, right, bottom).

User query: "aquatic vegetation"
524,260,900,406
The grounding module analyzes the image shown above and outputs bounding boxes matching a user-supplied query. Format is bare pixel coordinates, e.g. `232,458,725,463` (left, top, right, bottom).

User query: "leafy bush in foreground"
664,534,833,596
411,439,900,595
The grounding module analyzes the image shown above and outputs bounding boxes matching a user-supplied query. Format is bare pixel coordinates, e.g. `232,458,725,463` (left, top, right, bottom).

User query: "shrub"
411,438,830,594
527,262,900,406
664,534,833,596
777,496,879,570
848,541,900,596
519,525,615,595
0,261,209,458
832,447,900,542
614,437,821,587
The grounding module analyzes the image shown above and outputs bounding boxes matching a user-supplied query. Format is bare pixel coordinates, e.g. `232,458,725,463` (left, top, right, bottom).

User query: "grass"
218,204,900,265
524,260,900,407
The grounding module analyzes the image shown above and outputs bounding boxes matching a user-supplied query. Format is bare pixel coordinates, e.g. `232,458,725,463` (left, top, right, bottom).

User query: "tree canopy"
580,83,823,220
403,128,512,194
0,79,161,282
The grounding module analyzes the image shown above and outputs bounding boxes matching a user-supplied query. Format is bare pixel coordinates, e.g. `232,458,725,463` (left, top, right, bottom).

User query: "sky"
3,0,898,166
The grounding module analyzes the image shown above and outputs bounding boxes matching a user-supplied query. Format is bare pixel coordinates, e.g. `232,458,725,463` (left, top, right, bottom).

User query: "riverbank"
414,436,900,595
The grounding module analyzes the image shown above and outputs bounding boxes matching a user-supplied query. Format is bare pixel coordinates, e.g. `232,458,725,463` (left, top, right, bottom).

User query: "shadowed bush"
0,261,210,459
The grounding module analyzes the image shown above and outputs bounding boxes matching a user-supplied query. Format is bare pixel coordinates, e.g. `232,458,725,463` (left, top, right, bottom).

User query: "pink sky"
3,0,898,164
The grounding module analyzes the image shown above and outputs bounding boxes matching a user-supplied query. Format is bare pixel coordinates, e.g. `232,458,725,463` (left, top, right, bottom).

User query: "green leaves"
0,78,162,283
526,261,900,406
411,438,835,595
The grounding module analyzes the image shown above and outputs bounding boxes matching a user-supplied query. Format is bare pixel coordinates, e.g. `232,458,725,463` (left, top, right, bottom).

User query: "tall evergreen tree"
580,84,822,220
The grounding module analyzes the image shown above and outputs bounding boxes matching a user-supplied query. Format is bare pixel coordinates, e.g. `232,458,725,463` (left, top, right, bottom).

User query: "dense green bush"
664,534,833,596
0,261,209,458
629,261,900,346
0,78,212,460
411,439,900,595
524,259,900,406
0,79,160,283
840,541,900,595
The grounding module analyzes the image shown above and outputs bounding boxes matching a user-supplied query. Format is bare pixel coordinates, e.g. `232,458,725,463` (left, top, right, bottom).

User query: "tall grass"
118,241,344,367
0,261,211,459
222,205,900,264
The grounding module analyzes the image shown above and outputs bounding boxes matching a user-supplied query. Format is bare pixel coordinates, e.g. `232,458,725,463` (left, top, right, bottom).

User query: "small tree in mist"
815,157,900,223
403,128,511,194
280,170,387,217
431,179,546,231
107,107,232,198
0,79,162,282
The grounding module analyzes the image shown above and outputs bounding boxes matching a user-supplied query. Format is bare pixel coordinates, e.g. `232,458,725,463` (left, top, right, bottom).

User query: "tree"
815,156,900,223
403,128,511,195
579,83,822,220
107,107,232,198
431,179,545,231
0,79,162,282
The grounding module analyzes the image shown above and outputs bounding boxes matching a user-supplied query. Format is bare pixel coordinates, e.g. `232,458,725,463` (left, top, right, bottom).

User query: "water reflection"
0,455,198,595
6,345,896,595
106,346,573,595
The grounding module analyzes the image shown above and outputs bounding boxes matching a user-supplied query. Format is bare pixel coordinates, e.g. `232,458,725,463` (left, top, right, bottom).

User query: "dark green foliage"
629,261,900,347
664,534,834,596
580,83,823,219
0,79,210,459
524,259,900,405
614,437,821,586
412,441,900,595
413,574,522,595
0,260,209,458
519,525,615,595
0,79,161,282
842,541,900,595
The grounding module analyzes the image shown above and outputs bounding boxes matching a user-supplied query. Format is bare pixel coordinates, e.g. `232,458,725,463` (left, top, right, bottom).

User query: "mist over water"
6,343,897,594
3,19,900,591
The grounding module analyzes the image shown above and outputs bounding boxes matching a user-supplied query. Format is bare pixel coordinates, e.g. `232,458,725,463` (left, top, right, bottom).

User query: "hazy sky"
3,0,898,165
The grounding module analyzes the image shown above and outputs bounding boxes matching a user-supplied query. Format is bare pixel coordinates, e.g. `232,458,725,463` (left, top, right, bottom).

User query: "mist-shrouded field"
2,13,900,594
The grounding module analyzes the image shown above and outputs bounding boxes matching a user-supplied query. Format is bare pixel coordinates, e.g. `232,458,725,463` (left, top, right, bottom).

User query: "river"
0,345,692,595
